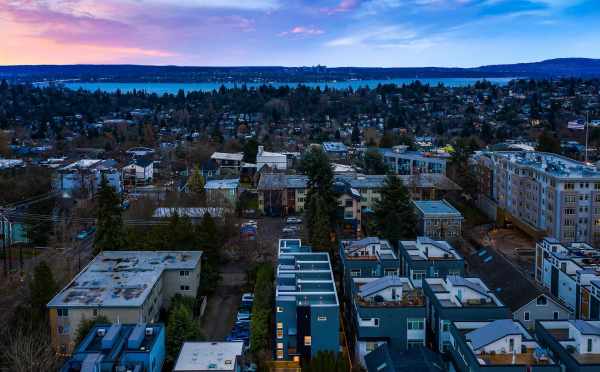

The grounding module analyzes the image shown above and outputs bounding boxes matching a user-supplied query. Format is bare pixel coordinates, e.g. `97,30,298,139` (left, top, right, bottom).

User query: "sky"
0,0,599,67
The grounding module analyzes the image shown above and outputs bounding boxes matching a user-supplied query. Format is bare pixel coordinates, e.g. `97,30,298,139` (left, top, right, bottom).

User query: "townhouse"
398,237,465,287
423,276,511,353
349,276,426,366
275,239,339,363
448,319,558,371
534,237,600,317
536,320,600,371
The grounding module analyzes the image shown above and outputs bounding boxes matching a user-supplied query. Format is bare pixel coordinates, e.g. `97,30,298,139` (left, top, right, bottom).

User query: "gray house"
513,294,573,331
412,200,463,242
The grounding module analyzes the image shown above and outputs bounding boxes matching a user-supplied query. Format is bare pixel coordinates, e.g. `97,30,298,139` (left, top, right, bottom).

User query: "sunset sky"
1,0,599,67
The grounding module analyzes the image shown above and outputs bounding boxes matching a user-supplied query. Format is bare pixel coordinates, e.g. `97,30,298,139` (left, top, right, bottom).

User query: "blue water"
60,77,516,94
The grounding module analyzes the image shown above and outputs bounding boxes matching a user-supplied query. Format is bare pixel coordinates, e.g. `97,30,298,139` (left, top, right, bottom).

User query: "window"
442,320,450,332
93,309,98,317
588,338,593,353
57,308,69,317
317,315,327,321
179,270,190,276
407,340,424,348
304,336,312,346
524,311,530,321
509,338,515,352
373,318,380,327
180,285,190,291
277,307,283,313
536,296,548,306
276,350,284,359
553,311,559,320
565,183,575,190
366,341,378,353
277,322,283,339
277,342,284,349
407,318,425,330
351,269,361,277
412,270,425,281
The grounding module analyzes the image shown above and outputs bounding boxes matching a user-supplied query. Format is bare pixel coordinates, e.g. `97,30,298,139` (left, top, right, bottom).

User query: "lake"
60,77,516,94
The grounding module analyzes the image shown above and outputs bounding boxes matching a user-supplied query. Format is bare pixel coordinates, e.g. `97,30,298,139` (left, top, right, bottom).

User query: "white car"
286,217,302,224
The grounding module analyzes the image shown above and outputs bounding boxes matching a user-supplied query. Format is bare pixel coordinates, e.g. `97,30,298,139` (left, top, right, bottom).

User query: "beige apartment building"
47,251,202,354
475,151,600,246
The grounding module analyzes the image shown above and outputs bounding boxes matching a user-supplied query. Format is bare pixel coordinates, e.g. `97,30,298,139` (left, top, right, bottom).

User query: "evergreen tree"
74,315,110,344
373,175,417,242
188,166,206,203
450,137,478,197
29,261,58,320
363,148,387,174
351,125,361,144
94,175,126,253
167,303,201,364
242,138,259,163
537,130,561,154
304,351,348,372
300,147,336,250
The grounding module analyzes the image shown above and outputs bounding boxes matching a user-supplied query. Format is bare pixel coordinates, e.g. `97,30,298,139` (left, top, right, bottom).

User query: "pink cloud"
279,26,325,37
321,0,361,15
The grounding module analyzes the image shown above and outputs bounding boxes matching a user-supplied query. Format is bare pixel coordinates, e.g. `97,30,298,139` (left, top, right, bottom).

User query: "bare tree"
2,326,60,372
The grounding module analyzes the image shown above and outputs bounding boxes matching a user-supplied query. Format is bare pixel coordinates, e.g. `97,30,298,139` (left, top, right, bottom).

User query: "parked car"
76,227,96,240
282,226,299,233
241,293,254,307
237,311,251,321
286,217,302,224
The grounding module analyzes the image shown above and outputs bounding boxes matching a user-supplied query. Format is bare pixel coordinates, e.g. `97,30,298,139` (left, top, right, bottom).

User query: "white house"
122,157,154,188
256,146,287,171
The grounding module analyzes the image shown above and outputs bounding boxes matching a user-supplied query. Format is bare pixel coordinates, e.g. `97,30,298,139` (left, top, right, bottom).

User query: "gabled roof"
447,276,490,299
569,320,600,336
466,320,525,351
364,344,445,372
513,294,570,314
359,276,404,298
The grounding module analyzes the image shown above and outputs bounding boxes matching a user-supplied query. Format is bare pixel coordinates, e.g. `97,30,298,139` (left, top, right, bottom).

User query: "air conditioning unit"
145,327,153,336
97,328,107,337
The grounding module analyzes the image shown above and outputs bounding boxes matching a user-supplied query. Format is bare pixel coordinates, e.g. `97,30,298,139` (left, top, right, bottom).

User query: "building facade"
380,146,448,176
474,151,600,246
398,237,465,287
448,319,558,371
413,200,463,242
275,239,339,363
536,320,600,372
423,276,511,353
47,251,202,354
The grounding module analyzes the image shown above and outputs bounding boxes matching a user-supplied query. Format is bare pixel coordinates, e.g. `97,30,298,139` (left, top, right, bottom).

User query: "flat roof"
210,152,243,162
489,151,600,179
48,251,202,308
413,200,462,217
174,342,243,371
204,178,240,189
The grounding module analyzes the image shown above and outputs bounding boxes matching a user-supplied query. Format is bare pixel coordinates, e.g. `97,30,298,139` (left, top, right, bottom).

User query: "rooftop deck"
478,349,553,366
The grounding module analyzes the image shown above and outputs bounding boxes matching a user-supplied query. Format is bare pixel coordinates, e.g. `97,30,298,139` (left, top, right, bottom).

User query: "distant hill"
1,58,599,83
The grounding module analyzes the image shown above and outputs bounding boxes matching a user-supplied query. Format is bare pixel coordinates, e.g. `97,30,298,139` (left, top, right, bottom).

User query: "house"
398,237,465,287
322,142,349,160
152,207,225,223
61,323,165,372
122,157,154,189
204,178,240,205
47,251,202,354
210,152,243,174
423,276,511,353
513,294,573,331
413,200,463,242
536,319,600,371
54,159,122,197
339,237,400,296
364,344,445,372
275,239,339,363
380,146,448,176
349,276,426,366
256,146,287,171
449,319,558,371
173,341,244,372
335,179,362,236
534,237,600,316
